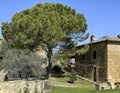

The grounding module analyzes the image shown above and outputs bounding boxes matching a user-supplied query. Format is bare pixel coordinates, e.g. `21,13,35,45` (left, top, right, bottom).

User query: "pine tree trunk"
47,44,53,78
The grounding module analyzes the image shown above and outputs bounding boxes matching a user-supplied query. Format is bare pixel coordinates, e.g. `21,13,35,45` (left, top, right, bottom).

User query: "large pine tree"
2,3,88,77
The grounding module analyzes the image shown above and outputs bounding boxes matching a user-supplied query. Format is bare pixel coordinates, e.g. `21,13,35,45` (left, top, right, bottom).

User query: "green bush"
68,69,77,83
52,65,64,73
52,65,64,77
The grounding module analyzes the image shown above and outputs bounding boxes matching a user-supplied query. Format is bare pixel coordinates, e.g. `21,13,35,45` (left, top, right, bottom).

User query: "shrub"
52,65,64,77
52,65,64,74
68,69,77,83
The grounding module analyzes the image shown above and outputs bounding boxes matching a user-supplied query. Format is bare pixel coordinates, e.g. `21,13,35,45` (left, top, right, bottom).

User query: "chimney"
117,34,120,39
90,35,96,42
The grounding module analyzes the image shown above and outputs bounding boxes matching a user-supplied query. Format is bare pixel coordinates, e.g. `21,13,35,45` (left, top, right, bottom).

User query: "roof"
77,37,120,48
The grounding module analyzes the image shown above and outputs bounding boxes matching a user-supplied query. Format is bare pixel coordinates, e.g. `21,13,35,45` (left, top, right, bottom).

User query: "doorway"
93,67,97,82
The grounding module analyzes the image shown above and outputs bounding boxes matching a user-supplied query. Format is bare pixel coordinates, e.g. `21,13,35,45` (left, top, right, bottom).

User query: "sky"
0,0,120,44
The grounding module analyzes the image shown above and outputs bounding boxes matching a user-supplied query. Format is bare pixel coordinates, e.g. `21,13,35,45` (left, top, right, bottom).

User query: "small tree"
53,37,89,73
68,69,77,83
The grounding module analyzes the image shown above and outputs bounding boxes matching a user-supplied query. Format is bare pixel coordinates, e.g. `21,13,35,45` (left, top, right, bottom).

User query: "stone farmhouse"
75,35,120,83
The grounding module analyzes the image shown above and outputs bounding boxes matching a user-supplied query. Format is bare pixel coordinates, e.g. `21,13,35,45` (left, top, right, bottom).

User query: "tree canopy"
2,3,87,49
2,3,88,77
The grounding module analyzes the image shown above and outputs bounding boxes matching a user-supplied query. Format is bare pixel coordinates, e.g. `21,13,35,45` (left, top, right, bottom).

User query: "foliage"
76,44,89,55
0,40,11,57
2,3,88,77
60,59,67,66
53,37,89,72
52,65,64,77
0,61,3,71
2,3,88,49
54,34,89,59
0,40,12,70
60,59,68,72
57,37,77,61
68,69,77,83
52,65,64,74
2,49,46,79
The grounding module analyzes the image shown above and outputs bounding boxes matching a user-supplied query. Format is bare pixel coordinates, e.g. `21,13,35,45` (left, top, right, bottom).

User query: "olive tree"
2,49,46,79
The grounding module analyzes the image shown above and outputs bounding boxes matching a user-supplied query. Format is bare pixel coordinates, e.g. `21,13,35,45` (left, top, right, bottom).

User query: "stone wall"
107,42,120,82
75,41,108,83
0,80,43,93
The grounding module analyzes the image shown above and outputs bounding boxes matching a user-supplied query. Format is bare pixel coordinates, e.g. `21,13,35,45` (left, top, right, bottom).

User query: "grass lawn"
50,86,120,93
50,76,93,84
48,76,120,93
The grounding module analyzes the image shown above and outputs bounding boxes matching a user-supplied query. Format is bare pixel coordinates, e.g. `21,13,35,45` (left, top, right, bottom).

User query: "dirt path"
50,81,82,88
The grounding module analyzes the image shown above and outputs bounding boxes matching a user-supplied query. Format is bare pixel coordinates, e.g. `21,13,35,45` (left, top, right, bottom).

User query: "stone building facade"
75,36,120,83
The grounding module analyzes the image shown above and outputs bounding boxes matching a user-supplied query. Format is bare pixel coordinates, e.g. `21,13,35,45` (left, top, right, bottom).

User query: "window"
93,50,97,59
82,54,86,60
